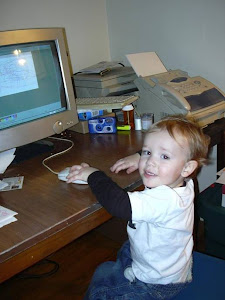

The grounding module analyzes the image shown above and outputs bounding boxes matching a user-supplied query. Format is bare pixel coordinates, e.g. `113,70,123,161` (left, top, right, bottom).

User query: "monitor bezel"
0,27,78,152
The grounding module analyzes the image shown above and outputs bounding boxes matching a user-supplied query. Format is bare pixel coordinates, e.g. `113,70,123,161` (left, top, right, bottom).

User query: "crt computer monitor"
0,27,78,153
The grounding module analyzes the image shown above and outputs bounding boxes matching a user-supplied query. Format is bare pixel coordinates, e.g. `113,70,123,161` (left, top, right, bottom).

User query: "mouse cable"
42,136,74,175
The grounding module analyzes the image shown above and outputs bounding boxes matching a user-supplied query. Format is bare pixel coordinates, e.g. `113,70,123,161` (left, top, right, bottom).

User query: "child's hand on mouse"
67,163,98,183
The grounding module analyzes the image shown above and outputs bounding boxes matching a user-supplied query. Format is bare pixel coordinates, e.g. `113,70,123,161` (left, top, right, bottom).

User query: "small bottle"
141,113,154,132
122,104,134,129
134,112,142,131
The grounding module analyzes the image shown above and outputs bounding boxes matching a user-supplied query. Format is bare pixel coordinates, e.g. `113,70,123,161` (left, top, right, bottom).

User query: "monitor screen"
0,28,78,153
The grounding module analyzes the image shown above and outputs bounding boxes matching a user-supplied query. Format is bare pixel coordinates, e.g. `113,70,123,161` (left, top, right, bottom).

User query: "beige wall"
106,0,225,92
105,0,224,191
0,0,111,73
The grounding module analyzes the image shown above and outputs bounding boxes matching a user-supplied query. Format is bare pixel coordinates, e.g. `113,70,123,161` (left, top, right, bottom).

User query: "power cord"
17,259,59,279
17,137,73,279
42,136,74,175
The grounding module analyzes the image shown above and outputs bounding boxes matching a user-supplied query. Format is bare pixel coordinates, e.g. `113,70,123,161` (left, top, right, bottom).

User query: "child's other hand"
110,153,140,174
67,163,98,183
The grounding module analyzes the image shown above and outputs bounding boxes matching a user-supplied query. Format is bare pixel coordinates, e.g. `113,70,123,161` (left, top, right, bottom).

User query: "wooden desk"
0,130,144,283
0,117,224,283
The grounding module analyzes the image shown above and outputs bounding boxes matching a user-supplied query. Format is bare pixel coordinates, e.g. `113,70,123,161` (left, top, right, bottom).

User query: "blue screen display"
0,41,67,130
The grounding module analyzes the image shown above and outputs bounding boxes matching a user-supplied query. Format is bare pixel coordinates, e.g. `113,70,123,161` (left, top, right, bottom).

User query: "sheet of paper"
0,205,17,223
217,167,225,176
0,216,17,228
216,171,225,184
126,52,167,77
0,148,16,174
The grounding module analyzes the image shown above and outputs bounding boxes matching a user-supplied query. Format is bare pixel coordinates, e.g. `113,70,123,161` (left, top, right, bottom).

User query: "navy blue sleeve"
88,171,132,221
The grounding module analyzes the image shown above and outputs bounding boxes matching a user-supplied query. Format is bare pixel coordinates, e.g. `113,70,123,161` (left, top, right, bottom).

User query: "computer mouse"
58,167,88,184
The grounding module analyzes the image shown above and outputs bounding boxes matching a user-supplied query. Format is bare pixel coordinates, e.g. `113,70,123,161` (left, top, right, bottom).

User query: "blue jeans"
84,240,191,300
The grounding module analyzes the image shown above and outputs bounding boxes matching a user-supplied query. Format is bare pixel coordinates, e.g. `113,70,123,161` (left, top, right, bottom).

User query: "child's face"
139,129,190,188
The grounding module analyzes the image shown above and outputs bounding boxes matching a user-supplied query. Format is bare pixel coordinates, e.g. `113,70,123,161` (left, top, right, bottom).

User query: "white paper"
0,148,16,174
216,171,225,184
126,52,167,77
0,206,18,228
217,167,225,176
0,205,17,221
0,216,17,228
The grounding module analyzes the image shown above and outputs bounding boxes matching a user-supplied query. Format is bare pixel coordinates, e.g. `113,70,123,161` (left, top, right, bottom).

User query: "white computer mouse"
58,167,88,184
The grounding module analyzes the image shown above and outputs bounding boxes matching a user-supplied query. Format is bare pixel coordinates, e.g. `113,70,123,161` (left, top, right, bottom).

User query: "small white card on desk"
0,180,9,190
0,176,24,191
0,205,18,228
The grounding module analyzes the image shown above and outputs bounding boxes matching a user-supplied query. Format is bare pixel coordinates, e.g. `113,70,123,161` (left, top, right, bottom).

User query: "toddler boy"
67,115,210,299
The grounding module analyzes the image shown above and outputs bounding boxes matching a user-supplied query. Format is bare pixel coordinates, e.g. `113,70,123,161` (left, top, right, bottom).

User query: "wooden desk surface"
0,117,224,283
0,130,144,283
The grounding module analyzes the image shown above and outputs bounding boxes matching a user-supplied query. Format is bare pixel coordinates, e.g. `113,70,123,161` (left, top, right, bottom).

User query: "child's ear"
181,160,198,178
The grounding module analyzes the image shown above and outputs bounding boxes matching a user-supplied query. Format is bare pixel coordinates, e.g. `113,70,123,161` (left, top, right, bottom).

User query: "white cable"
42,136,74,174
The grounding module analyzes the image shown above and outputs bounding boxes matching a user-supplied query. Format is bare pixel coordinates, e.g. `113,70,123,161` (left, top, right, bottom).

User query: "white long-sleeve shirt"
128,181,194,284
88,171,194,285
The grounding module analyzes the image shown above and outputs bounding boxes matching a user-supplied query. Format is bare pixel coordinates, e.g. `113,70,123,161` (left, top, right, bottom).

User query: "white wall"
105,0,224,191
106,0,225,92
0,0,110,73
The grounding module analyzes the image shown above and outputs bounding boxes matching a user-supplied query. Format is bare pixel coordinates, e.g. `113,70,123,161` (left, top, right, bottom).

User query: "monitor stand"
13,140,54,164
